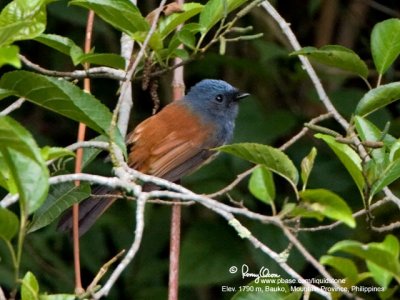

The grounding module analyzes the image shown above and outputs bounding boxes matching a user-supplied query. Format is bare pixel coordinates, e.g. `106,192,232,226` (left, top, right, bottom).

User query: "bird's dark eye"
215,94,223,103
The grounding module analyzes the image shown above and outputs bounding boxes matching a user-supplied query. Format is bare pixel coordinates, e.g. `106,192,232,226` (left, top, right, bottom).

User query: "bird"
58,79,249,235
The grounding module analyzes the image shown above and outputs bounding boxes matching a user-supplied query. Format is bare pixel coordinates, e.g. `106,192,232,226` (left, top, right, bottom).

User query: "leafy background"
1,0,400,299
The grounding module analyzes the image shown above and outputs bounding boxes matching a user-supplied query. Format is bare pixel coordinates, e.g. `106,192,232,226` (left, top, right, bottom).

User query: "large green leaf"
35,34,125,68
28,182,91,233
0,207,19,241
355,82,400,117
367,235,399,288
199,0,248,34
0,71,124,149
76,53,125,69
70,0,149,36
291,45,368,78
329,239,400,278
217,143,299,192
159,3,203,38
371,18,400,75
0,45,20,68
315,134,364,194
40,146,75,161
34,34,77,56
0,0,50,46
248,165,275,205
0,116,49,214
297,189,355,228
21,271,39,300
320,255,359,283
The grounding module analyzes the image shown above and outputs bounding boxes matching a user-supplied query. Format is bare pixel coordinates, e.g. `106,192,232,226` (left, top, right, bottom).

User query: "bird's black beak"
236,91,250,100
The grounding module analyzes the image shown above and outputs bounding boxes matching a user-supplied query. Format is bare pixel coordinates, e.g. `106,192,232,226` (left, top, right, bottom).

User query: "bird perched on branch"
58,79,249,235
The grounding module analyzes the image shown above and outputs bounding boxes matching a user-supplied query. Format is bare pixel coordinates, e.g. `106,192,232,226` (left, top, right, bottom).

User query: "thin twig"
296,197,390,232
93,194,146,299
87,249,126,293
19,55,126,80
0,98,25,116
0,194,19,208
66,141,109,152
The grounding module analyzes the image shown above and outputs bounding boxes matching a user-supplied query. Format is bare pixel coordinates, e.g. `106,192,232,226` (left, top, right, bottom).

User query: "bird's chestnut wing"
126,102,218,182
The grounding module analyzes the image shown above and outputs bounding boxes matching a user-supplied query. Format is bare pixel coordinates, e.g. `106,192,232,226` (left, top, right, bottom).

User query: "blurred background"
1,0,400,299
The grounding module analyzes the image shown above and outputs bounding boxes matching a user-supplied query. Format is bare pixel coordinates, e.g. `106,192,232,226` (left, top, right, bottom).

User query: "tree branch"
0,98,25,116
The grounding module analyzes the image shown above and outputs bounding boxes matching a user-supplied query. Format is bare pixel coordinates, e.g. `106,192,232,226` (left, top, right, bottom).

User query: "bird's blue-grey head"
184,79,249,144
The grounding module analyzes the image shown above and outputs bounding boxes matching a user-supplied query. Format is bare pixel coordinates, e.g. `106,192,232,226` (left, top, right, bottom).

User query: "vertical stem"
168,1,185,299
72,10,95,294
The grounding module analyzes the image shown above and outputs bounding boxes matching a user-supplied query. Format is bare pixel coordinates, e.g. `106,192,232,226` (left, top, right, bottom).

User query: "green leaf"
315,134,364,194
28,182,91,233
217,143,299,193
21,271,39,300
354,116,386,162
291,45,368,78
177,29,195,49
131,30,163,50
40,146,75,161
0,71,125,152
0,116,49,214
70,0,149,35
300,147,317,189
0,0,49,46
329,239,400,278
356,82,400,117
367,235,399,288
298,189,355,228
248,165,275,205
159,3,203,38
0,207,19,241
371,18,400,75
34,34,80,56
320,255,359,283
371,158,400,196
35,34,125,68
75,53,125,69
0,45,21,68
199,0,248,34
0,88,15,100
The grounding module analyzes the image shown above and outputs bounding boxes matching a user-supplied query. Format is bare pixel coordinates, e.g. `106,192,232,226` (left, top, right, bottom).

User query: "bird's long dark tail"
57,186,118,236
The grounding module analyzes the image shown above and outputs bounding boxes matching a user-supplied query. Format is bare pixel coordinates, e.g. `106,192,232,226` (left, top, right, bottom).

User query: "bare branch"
0,98,25,116
20,55,126,81
0,194,19,208
94,193,147,299
65,141,109,152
